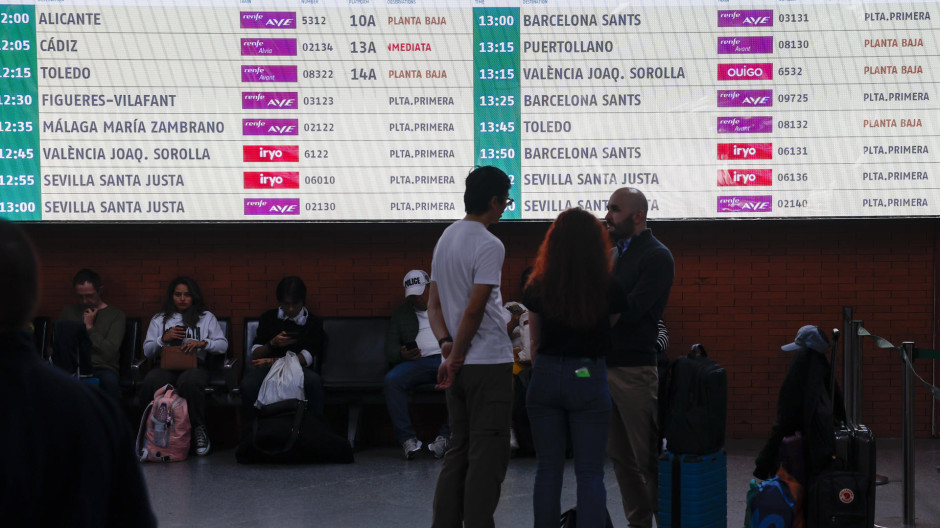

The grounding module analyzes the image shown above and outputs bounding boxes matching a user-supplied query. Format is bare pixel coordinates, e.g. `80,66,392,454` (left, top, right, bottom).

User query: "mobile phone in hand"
404,340,418,351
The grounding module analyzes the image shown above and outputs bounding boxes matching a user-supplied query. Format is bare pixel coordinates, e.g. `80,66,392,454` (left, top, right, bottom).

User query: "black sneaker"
194,425,211,456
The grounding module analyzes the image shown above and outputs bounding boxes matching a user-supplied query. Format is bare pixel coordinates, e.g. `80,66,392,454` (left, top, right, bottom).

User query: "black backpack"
661,344,727,455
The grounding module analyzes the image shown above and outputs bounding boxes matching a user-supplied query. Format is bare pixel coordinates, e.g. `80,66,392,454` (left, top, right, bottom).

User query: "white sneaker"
509,427,519,451
402,438,422,460
194,425,211,456
428,435,450,459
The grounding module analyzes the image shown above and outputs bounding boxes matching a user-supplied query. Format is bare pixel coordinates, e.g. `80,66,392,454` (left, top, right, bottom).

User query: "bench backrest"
118,318,140,389
243,318,260,373
321,317,388,389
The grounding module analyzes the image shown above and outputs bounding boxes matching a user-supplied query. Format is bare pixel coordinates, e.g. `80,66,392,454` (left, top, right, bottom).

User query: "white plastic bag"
254,351,305,408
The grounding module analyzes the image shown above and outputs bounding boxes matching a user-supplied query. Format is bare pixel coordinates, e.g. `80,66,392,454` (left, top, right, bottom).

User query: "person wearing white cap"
384,269,451,459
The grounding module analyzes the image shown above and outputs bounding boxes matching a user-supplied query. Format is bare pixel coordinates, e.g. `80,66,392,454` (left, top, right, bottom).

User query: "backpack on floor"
749,476,796,528
136,384,191,462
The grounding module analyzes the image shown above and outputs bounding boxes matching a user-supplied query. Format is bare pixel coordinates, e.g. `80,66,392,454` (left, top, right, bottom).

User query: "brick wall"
23,219,939,438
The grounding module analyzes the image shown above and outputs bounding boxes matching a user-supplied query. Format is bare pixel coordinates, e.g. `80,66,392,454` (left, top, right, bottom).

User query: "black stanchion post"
902,341,915,528
843,307,855,423
852,319,864,423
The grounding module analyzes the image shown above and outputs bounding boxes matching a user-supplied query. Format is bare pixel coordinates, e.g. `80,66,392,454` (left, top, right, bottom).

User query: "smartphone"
283,330,301,338
404,340,418,351
507,304,523,315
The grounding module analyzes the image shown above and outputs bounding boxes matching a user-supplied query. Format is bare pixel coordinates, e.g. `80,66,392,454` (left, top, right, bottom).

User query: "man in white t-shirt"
383,269,451,460
428,166,514,528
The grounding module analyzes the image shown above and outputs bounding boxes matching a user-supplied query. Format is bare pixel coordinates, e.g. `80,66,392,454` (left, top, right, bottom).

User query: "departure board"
1,0,938,221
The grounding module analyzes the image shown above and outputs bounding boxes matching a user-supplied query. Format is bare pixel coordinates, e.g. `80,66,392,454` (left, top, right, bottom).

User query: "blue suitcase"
658,450,727,528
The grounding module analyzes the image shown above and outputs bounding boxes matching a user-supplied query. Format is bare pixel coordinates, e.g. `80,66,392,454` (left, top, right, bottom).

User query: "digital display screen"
0,0,937,221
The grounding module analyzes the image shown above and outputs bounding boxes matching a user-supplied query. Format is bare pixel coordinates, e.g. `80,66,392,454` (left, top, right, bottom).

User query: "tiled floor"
142,437,940,527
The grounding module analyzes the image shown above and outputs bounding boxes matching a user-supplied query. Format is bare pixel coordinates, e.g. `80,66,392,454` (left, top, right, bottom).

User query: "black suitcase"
662,344,727,455
807,330,876,527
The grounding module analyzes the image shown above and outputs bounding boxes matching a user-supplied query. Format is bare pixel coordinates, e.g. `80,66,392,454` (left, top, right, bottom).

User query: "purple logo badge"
717,195,773,213
717,90,773,108
717,116,773,134
241,38,297,56
718,36,774,54
244,198,300,215
243,119,299,136
242,92,299,110
718,10,773,27
240,12,296,29
242,65,297,83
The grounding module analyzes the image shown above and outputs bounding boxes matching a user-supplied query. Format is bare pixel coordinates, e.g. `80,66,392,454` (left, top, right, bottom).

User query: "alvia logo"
717,89,773,108
717,169,773,186
240,38,297,56
242,92,299,110
717,10,773,27
717,195,773,213
244,198,300,215
243,119,299,136
240,12,297,29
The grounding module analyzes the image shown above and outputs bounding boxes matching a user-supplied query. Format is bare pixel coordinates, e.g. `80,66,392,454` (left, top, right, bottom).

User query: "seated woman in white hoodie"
140,276,227,456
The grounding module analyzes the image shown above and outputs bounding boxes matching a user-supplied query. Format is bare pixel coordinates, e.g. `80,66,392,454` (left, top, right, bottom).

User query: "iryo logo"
717,169,773,186
244,198,301,215
244,171,300,189
718,63,773,81
243,145,300,162
240,12,297,29
717,10,773,27
243,119,299,136
717,89,773,108
717,143,773,160
242,92,299,110
717,195,773,213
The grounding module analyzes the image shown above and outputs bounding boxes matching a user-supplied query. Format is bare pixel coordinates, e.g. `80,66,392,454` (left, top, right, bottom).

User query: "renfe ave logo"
717,90,773,107
244,198,300,215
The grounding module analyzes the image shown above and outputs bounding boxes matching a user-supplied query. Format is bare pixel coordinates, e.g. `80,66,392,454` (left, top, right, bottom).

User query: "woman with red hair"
523,208,626,527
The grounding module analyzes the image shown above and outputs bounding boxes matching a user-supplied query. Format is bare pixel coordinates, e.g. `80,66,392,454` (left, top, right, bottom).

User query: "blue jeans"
527,355,611,528
384,354,449,443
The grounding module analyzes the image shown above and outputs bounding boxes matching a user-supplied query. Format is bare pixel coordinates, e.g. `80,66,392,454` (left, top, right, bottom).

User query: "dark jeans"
92,367,121,406
527,355,611,528
240,365,325,421
431,362,513,528
384,355,450,443
139,367,209,428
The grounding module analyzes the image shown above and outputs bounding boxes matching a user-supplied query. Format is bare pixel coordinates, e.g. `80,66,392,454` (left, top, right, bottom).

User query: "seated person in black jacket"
240,276,326,419
754,325,846,482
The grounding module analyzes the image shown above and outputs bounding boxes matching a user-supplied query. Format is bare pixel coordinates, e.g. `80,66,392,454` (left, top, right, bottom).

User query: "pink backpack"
136,384,191,462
